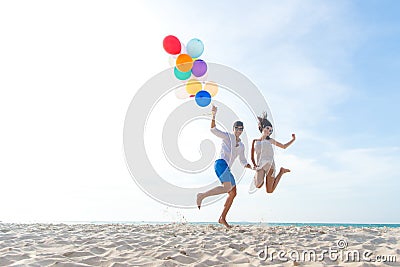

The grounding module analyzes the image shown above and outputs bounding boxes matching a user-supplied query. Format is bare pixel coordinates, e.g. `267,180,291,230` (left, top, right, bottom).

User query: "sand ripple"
0,223,399,266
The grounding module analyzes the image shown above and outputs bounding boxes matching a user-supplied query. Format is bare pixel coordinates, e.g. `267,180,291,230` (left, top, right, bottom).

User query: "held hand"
245,164,252,169
292,133,296,140
253,165,258,170
211,105,217,116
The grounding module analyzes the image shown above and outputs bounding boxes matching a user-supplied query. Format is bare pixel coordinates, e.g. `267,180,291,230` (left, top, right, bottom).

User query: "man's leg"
219,185,236,228
197,182,232,209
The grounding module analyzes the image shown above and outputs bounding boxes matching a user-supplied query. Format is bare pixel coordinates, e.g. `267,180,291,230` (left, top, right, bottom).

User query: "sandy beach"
0,223,399,266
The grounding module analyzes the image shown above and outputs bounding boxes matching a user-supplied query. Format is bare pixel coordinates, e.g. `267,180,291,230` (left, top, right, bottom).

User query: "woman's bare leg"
219,186,236,228
266,167,290,193
255,169,266,188
265,167,275,193
272,167,290,192
197,182,232,209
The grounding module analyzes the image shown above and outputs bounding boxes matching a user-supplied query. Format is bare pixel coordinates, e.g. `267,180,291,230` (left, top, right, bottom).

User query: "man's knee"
229,188,237,198
222,183,233,193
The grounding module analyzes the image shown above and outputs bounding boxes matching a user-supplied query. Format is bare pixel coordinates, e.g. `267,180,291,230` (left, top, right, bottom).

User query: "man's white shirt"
210,126,249,168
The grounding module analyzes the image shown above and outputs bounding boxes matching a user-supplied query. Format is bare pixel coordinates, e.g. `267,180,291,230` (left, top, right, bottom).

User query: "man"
197,105,252,228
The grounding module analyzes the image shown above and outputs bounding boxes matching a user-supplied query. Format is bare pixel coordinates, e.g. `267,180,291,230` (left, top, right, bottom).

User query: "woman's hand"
253,164,258,170
292,133,296,141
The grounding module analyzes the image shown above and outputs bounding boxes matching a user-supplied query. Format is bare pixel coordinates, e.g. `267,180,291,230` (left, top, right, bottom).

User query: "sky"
0,0,399,223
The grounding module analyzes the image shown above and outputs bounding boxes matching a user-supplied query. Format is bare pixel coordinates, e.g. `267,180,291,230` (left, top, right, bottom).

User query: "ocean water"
57,221,400,228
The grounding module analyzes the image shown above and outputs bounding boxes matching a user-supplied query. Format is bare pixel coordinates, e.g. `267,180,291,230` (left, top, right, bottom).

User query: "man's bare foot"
218,218,232,228
280,167,291,174
196,193,203,209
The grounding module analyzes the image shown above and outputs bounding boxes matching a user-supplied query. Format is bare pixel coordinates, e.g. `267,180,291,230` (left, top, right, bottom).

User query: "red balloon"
163,35,181,55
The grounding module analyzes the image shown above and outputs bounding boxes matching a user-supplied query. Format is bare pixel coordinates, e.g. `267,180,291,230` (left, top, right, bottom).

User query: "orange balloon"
185,79,202,95
204,81,218,97
176,54,193,72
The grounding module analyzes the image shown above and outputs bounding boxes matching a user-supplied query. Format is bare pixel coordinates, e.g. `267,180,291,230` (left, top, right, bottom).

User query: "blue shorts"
214,159,236,186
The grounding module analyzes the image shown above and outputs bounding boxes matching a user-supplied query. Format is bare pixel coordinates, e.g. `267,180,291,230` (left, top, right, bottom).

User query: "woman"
251,112,296,193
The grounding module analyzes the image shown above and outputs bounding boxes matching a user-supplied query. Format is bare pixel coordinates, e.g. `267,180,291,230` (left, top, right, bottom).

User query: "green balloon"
174,67,191,80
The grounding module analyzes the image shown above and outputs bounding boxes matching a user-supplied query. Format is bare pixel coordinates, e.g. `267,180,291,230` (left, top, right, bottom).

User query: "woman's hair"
257,112,272,139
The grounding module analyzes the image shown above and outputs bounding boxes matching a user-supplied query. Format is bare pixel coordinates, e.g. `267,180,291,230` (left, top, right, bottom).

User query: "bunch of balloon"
163,35,219,107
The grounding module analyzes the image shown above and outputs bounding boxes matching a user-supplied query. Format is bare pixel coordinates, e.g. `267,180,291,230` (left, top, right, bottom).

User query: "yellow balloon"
204,81,218,97
185,79,202,95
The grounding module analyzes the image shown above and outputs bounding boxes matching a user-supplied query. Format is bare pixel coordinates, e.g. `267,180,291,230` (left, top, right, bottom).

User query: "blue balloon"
187,38,204,58
195,90,211,107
